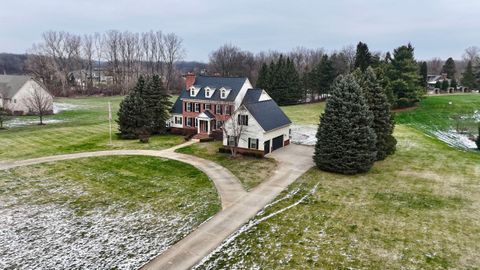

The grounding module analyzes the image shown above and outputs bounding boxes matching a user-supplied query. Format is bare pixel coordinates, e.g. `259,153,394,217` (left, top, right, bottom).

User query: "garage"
271,135,284,152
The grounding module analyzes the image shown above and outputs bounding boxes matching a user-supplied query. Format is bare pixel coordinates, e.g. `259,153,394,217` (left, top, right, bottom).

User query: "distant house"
169,74,291,156
0,75,54,115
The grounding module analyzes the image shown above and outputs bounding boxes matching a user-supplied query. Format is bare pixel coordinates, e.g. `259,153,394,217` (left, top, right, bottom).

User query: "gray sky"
1,0,479,61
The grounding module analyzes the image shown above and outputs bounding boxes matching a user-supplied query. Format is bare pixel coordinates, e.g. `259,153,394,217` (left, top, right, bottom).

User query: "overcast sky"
1,0,479,61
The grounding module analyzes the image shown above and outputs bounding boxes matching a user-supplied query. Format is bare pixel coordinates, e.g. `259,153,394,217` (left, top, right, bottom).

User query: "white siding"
169,114,183,128
233,79,253,110
10,80,53,114
222,105,291,153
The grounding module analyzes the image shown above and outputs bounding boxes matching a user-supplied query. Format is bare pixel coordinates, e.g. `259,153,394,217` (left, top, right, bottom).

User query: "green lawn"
0,155,220,268
0,96,183,161
396,94,480,135
197,125,480,269
281,102,325,125
176,141,277,190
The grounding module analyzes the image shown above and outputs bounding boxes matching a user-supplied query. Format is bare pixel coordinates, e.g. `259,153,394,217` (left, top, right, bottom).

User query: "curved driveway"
0,141,247,209
0,142,314,270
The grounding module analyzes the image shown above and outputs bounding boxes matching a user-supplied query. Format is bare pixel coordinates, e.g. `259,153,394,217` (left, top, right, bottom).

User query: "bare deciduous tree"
162,33,185,91
222,107,248,158
23,83,53,125
463,46,480,63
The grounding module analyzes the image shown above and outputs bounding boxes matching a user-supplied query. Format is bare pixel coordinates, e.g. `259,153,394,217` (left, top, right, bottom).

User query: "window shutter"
246,115,249,126
248,138,251,148
256,139,259,150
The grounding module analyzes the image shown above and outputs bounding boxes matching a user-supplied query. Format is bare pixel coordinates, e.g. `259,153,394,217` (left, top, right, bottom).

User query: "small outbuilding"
0,75,53,115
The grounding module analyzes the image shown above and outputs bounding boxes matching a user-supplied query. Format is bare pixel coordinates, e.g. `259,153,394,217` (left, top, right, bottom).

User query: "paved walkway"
0,142,314,269
0,141,247,209
141,144,314,270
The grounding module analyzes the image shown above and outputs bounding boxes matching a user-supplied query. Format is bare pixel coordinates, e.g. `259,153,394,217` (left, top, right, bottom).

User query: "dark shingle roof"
242,88,266,104
244,99,291,132
184,76,248,102
170,95,183,114
202,110,215,118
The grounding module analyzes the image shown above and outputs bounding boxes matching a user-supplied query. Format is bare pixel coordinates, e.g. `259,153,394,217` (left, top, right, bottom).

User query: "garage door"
271,135,284,152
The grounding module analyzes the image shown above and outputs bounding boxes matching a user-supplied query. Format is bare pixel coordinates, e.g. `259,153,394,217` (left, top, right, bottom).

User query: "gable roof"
171,95,183,114
244,99,291,132
183,75,248,102
0,75,31,98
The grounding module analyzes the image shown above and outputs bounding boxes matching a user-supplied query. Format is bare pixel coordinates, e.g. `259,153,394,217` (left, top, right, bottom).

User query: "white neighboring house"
0,75,54,115
222,89,292,156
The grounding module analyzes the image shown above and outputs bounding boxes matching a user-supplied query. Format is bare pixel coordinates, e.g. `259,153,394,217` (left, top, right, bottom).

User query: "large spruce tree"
461,61,477,89
360,67,396,160
387,44,423,107
314,74,377,174
308,55,335,100
143,75,172,134
256,62,271,90
117,90,150,139
354,42,373,71
419,61,428,87
441,57,457,79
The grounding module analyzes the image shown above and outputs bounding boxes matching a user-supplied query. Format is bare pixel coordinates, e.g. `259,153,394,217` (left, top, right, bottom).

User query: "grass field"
0,155,220,269
0,96,183,161
197,125,480,269
281,102,326,125
176,141,277,190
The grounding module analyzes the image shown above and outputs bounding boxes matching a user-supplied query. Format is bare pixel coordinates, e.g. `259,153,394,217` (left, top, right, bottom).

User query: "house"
0,75,54,115
169,74,292,156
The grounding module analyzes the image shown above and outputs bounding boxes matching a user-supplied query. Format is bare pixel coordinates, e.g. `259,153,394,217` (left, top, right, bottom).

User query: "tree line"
26,30,185,96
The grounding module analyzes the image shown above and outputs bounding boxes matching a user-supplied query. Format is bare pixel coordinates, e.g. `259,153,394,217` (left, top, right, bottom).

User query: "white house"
0,75,54,115
222,88,292,156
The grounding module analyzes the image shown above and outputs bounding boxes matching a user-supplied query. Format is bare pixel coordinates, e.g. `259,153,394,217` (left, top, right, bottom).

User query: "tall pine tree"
441,57,457,79
461,61,477,89
143,75,172,134
359,67,396,160
419,61,428,88
314,74,377,174
354,42,373,71
117,89,150,140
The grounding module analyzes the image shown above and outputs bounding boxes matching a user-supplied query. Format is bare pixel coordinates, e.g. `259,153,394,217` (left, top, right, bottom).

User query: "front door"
203,120,209,133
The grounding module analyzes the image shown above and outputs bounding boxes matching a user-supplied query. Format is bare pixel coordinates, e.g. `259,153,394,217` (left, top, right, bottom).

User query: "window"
186,102,192,112
175,117,182,125
227,135,236,146
190,86,196,97
206,88,210,97
225,105,231,115
238,114,248,126
13,99,16,104
216,121,223,129
248,138,258,149
205,104,211,111
194,103,200,112
186,117,193,127
215,105,222,115
221,89,226,99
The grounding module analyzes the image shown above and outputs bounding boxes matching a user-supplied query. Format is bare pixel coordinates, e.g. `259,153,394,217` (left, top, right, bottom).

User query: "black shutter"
246,115,248,126
248,138,251,149
256,139,259,150
238,114,241,124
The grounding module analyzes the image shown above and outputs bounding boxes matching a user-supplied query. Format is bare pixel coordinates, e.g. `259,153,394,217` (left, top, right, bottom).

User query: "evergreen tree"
308,55,335,100
256,62,270,90
284,57,302,104
441,79,450,91
461,61,477,89
387,44,423,107
419,61,428,87
359,67,396,160
354,42,373,71
117,90,150,140
441,57,457,79
143,75,172,134
450,79,457,89
435,81,442,89
314,74,377,174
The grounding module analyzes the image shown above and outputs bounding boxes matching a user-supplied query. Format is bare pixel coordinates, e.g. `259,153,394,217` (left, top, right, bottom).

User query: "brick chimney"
184,72,196,90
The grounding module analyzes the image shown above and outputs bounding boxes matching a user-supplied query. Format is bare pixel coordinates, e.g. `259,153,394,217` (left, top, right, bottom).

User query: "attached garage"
271,135,284,152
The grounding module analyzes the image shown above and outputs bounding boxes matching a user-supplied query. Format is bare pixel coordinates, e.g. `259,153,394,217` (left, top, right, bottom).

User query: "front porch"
196,111,216,135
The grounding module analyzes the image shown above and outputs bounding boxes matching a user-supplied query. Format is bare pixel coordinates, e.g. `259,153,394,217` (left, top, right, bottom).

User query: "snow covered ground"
290,124,317,146
53,102,84,114
4,102,81,128
0,172,199,269
430,129,477,150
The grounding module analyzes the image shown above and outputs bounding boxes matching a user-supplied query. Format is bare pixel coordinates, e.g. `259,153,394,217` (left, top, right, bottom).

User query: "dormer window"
206,88,210,97
219,87,230,99
190,86,200,97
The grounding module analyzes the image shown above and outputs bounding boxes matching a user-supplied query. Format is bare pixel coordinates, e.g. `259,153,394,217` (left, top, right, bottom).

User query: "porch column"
197,119,201,134
207,120,211,135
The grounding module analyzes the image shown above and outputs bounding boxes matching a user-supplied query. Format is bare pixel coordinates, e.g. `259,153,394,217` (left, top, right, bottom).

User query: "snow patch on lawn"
5,118,65,128
0,200,196,269
431,129,477,150
53,102,84,114
291,124,317,146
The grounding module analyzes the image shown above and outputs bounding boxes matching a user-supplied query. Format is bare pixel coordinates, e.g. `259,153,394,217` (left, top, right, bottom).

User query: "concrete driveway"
141,143,314,270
